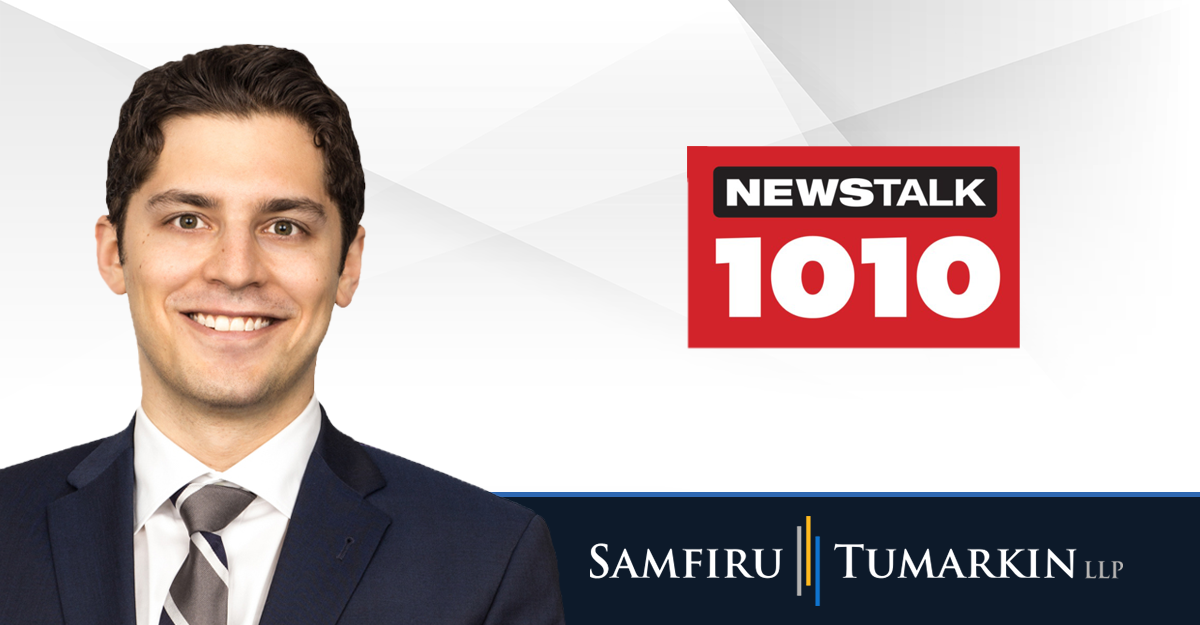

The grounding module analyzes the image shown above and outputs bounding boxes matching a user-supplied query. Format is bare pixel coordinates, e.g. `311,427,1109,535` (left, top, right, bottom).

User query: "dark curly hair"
105,44,365,271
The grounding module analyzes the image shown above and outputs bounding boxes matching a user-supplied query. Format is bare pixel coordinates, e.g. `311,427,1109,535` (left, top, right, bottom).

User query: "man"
0,44,566,625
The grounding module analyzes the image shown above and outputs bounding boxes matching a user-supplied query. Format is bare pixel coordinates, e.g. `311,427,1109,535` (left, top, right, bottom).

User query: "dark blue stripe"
200,530,228,567
159,609,175,625
169,485,187,505
495,492,1200,497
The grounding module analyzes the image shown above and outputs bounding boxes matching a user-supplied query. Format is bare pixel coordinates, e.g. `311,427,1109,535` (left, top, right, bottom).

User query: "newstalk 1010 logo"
688,147,1019,347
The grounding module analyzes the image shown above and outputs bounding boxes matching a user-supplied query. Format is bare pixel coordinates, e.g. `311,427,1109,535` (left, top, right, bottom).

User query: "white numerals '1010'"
715,236,1000,319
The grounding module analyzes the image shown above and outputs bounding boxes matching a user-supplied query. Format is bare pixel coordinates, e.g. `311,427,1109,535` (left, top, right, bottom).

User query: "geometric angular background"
1,0,1195,491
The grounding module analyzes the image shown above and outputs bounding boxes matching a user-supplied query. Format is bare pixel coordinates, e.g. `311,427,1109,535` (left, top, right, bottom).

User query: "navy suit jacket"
0,408,566,624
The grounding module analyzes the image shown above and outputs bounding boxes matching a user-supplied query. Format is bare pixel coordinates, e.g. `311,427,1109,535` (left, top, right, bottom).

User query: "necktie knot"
171,481,257,535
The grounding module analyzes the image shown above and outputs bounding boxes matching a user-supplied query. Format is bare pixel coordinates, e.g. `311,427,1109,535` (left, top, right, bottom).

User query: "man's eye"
271,221,298,236
173,214,205,229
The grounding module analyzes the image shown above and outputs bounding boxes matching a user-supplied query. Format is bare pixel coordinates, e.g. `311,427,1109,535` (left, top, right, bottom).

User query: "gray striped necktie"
160,481,257,625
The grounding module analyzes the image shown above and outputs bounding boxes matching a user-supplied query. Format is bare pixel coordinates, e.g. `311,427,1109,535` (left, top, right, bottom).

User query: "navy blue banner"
503,494,1198,624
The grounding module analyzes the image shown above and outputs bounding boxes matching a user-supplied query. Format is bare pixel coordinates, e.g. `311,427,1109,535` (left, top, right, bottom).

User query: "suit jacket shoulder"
318,434,566,624
360,441,538,539
0,438,103,522
0,435,119,624
260,410,566,624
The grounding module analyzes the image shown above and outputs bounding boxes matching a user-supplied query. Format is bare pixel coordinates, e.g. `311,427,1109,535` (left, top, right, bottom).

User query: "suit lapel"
47,418,137,625
258,408,391,625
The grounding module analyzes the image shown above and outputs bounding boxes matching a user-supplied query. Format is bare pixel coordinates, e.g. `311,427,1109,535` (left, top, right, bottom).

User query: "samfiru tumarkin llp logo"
588,515,1124,607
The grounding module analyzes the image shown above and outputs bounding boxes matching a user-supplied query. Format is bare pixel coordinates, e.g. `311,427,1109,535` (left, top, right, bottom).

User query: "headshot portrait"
0,44,566,625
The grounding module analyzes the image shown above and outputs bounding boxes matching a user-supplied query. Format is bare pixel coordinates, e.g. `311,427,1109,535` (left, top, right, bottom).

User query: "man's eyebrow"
145,190,328,225
257,197,328,225
146,189,218,211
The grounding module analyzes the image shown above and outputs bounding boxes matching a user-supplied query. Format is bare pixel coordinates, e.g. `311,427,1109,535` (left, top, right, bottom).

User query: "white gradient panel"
0,1,1196,492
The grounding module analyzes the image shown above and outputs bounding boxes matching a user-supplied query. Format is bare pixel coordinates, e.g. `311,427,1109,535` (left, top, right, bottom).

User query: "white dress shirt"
133,396,322,625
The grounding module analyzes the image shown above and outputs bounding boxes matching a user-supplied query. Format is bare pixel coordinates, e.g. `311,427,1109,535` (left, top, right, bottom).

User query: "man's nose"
202,226,269,289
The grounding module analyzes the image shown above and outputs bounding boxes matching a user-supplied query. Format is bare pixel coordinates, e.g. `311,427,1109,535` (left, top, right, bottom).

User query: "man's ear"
96,215,126,295
336,225,366,307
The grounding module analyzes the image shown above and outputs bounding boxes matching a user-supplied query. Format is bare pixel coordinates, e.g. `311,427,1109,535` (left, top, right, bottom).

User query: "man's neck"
139,386,315,472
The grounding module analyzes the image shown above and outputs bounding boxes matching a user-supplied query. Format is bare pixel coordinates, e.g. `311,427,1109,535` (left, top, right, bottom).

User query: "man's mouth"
186,312,277,332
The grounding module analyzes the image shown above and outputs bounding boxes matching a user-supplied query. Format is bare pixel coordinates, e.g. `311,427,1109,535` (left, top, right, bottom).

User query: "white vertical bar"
796,526,803,596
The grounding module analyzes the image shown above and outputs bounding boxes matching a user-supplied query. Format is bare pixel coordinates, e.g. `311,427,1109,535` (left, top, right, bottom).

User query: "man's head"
105,44,365,269
96,45,366,416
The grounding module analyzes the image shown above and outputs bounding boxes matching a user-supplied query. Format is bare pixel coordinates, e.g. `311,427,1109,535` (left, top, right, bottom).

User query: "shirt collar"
133,395,322,532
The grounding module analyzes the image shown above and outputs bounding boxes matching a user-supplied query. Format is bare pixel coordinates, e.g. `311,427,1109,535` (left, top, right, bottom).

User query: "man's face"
98,113,363,412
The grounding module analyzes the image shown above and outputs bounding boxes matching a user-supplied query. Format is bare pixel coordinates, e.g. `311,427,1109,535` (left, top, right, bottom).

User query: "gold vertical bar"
806,515,812,586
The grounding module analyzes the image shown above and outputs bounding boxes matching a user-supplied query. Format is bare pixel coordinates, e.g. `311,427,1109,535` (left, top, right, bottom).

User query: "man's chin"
164,373,282,412
141,349,313,413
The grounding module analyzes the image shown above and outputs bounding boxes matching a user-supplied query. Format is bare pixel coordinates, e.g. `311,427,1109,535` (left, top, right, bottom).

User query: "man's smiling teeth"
188,313,272,332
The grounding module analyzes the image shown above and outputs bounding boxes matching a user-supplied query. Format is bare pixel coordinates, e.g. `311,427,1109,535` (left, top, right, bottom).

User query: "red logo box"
688,147,1019,348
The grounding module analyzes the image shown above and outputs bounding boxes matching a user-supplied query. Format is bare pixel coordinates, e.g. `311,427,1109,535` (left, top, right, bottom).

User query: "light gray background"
1,1,1195,491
